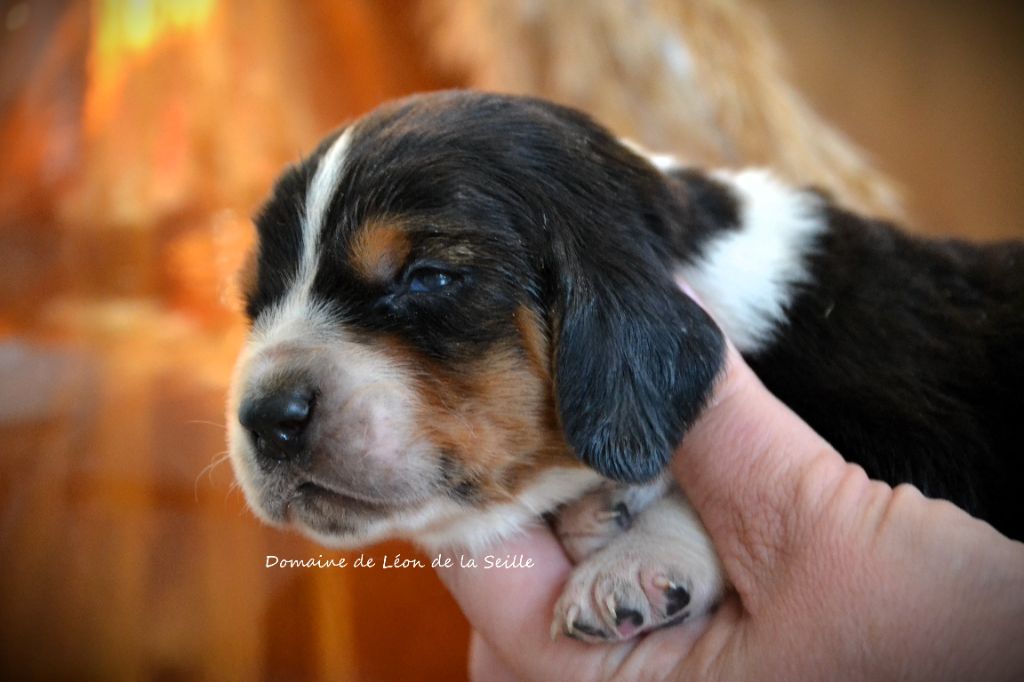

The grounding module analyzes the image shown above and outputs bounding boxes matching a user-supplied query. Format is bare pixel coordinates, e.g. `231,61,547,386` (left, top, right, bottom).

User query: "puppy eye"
407,267,456,294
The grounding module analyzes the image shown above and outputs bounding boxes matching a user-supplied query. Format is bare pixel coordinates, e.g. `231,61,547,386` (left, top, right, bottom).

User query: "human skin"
437,344,1024,681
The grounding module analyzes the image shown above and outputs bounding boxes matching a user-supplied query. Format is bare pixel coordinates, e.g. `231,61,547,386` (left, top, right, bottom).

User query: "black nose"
239,388,316,461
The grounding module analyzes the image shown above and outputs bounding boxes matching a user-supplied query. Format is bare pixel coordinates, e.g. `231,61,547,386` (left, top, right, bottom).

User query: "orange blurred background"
0,1,1021,679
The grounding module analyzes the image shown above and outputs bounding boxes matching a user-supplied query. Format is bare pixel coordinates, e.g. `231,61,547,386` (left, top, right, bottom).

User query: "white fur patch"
296,467,605,555
408,467,604,553
676,169,824,353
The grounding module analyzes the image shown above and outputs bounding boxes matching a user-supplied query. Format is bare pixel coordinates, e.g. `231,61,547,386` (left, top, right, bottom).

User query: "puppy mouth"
289,481,395,517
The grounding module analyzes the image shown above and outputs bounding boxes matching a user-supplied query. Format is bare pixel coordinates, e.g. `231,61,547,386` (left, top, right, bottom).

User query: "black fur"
247,90,1023,539
744,206,1024,539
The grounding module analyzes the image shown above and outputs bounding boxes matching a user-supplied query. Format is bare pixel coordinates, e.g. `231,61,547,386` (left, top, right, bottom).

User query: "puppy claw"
565,604,579,637
604,593,617,621
612,502,631,529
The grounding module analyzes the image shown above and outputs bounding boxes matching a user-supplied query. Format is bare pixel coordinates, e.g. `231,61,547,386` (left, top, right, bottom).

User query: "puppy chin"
288,499,428,550
286,509,376,549
296,523,387,550
241,489,387,549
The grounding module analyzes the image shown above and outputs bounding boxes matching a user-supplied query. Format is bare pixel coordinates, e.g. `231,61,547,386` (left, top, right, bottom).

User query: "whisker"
194,451,232,501
225,480,246,509
186,419,229,430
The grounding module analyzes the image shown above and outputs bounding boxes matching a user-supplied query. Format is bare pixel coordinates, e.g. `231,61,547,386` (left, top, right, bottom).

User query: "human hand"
437,344,1024,681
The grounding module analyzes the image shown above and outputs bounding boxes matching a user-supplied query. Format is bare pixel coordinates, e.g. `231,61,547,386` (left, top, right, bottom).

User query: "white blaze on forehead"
299,126,354,299
677,169,825,354
251,127,354,347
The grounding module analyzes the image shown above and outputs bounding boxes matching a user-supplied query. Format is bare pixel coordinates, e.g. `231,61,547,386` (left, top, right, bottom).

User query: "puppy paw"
551,490,723,643
551,541,719,643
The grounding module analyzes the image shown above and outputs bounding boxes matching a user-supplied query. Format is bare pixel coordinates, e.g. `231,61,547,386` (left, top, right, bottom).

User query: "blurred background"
0,0,1021,679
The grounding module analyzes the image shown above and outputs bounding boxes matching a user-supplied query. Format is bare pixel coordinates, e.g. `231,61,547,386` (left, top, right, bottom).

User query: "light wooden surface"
1,1,471,679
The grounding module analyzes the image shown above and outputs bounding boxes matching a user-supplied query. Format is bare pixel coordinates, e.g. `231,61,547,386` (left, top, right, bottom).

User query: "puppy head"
228,91,724,547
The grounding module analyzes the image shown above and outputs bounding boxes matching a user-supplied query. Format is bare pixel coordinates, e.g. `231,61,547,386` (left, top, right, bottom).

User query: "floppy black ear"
553,253,725,483
448,92,728,481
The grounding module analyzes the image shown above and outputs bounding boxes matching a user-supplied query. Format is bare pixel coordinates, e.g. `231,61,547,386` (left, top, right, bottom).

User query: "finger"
468,632,520,682
671,343,855,600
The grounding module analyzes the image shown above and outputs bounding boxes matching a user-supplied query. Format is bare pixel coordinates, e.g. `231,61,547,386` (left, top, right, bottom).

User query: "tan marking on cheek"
398,312,580,504
349,221,411,282
514,305,552,381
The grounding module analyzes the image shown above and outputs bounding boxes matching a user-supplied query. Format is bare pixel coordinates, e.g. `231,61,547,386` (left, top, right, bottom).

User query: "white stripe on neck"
677,169,824,354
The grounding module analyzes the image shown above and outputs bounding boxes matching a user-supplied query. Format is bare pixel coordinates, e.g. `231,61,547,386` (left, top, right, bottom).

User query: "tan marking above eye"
349,221,412,282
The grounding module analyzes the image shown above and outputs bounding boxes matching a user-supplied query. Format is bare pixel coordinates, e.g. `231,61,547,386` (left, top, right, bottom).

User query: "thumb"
671,343,854,606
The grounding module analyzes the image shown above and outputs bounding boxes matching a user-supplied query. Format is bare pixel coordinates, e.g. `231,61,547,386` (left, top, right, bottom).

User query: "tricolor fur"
228,91,1023,586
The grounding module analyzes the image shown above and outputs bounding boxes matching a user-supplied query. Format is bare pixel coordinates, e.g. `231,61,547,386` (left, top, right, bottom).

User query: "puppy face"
228,91,724,548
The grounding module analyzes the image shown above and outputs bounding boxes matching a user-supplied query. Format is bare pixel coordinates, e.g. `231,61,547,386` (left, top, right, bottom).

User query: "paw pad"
657,577,691,616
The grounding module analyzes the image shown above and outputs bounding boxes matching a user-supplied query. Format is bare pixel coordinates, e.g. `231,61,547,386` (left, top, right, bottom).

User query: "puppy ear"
553,257,725,482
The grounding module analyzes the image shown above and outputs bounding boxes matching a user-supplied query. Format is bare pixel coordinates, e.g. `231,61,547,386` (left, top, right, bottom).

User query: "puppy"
228,91,1023,642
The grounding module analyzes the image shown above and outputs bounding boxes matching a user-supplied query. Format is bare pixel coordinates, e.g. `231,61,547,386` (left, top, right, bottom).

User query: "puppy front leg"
551,488,724,642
